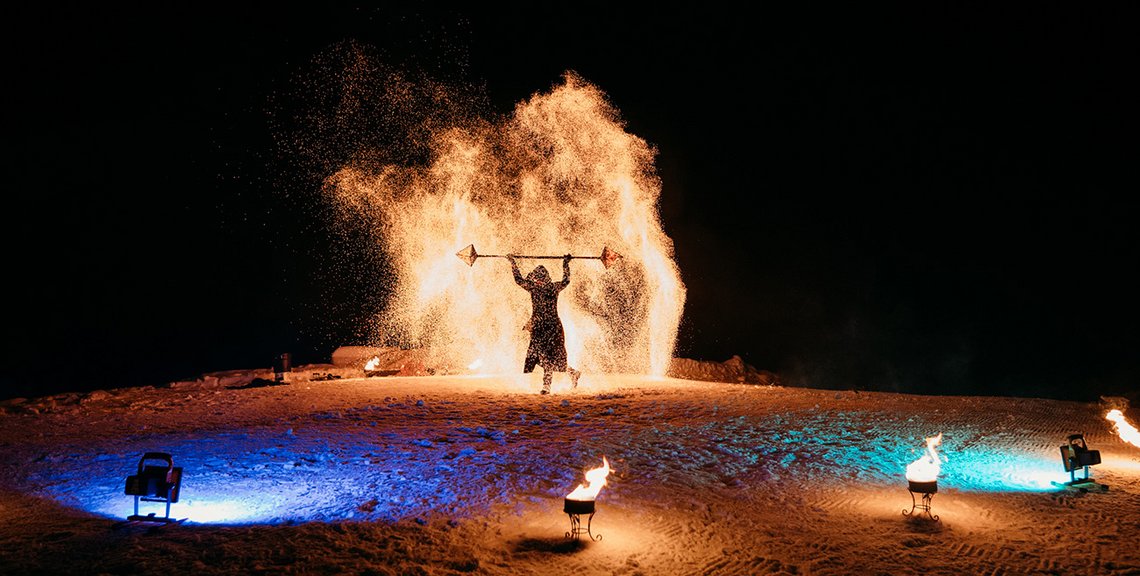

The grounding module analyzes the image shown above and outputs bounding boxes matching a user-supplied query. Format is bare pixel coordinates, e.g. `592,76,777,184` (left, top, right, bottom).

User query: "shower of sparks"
326,71,685,379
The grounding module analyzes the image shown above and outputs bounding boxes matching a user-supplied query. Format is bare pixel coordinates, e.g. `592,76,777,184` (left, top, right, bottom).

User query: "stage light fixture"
1058,434,1107,492
124,452,184,523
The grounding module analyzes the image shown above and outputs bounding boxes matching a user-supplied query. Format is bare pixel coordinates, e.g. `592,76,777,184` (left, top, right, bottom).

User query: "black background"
5,4,1137,402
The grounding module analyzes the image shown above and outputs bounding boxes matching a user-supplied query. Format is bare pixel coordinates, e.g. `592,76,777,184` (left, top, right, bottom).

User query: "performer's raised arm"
509,254,527,287
557,254,571,289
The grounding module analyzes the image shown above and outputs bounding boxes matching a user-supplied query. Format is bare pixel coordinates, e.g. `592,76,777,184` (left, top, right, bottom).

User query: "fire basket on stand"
564,456,612,541
903,433,943,522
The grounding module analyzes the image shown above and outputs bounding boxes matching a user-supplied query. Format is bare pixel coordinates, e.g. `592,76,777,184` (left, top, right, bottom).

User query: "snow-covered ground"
1,370,1138,575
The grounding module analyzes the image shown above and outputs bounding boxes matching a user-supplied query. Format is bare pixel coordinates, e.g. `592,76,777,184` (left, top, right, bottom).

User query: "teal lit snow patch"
938,448,1069,492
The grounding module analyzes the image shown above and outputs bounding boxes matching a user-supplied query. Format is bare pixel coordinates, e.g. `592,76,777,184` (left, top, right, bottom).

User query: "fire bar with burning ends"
455,244,623,269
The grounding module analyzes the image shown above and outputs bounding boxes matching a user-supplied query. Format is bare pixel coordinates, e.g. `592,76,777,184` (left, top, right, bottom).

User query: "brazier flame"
1106,409,1140,448
566,456,612,501
905,433,944,483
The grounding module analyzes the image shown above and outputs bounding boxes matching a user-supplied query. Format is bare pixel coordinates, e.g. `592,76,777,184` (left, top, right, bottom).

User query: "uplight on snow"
179,498,266,524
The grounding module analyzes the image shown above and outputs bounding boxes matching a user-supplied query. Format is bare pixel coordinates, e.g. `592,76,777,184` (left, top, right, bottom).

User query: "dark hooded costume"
511,258,570,374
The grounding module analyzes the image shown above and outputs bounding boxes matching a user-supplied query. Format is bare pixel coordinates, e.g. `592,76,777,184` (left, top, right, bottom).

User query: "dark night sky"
5,4,1137,402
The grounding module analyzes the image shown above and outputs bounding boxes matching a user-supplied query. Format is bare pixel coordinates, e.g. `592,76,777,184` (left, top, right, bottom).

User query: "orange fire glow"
905,433,943,483
1106,409,1140,448
326,72,685,379
364,356,380,371
566,456,612,501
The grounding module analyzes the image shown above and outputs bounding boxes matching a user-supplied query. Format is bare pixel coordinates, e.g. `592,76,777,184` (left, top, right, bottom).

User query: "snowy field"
1,371,1138,575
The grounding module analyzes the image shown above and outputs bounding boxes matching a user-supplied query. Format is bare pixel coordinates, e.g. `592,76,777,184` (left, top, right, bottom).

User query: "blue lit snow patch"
32,433,461,526
83,491,278,525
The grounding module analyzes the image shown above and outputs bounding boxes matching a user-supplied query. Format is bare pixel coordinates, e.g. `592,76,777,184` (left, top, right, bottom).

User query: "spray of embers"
325,70,685,377
1106,410,1140,448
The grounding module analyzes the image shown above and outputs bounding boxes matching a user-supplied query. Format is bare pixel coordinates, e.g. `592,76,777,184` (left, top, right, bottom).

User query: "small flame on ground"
467,358,483,371
364,356,380,371
566,456,612,501
1106,409,1140,448
905,433,944,483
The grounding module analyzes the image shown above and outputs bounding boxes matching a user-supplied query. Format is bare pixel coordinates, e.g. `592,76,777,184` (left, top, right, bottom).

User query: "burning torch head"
527,265,550,284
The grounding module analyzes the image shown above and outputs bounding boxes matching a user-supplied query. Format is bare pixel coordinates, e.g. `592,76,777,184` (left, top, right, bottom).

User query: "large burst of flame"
1106,409,1140,448
905,433,944,483
566,456,612,501
326,72,685,377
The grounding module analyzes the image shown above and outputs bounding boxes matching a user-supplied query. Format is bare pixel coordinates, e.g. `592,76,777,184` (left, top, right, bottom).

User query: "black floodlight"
124,452,184,523
1058,434,1107,492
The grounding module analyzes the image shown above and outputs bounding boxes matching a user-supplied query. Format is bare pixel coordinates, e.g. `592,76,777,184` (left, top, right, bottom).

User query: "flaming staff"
455,244,623,269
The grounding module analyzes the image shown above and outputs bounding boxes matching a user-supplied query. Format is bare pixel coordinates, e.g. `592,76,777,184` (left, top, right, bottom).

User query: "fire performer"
508,253,581,394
